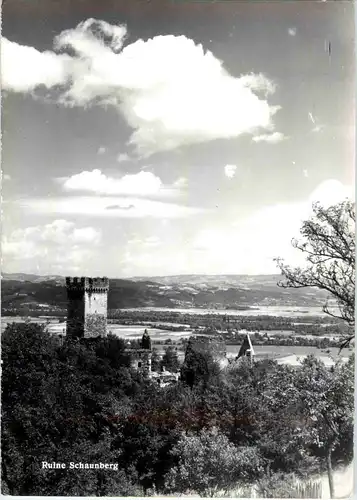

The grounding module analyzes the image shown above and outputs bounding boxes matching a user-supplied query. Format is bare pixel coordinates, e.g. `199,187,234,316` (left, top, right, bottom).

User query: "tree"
180,349,219,389
294,355,354,498
1,323,142,495
161,346,180,372
151,348,161,372
165,427,264,496
260,355,354,498
275,200,355,346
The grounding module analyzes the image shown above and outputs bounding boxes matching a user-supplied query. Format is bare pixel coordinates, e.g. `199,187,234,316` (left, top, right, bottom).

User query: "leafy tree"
161,346,180,372
180,343,221,389
151,348,161,372
1,323,142,495
165,427,264,496
260,355,354,498
294,355,354,498
275,201,355,346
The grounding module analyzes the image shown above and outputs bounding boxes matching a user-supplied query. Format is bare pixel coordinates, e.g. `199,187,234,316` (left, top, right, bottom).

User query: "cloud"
252,132,286,144
288,27,297,36
128,235,162,248
308,179,354,206
117,153,131,163
1,38,72,93
2,219,101,273
188,180,354,274
2,19,281,156
224,164,237,179
106,203,135,211
20,196,207,219
173,177,188,188
97,146,106,154
61,169,188,199
63,169,165,196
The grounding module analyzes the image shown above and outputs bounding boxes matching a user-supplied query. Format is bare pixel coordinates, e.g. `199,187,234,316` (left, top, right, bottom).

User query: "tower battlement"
66,276,109,292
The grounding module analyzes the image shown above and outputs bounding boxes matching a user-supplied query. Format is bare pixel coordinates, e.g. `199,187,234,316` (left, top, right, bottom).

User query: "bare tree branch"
274,200,355,348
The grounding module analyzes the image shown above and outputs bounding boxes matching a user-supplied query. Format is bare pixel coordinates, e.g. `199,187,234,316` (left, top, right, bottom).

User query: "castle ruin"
66,277,109,339
126,329,152,377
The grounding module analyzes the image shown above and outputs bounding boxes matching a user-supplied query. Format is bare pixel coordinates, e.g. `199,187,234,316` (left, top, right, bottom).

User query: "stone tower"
66,277,109,339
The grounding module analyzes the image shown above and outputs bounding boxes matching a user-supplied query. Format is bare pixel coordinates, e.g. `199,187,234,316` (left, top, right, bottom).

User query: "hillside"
1,273,328,315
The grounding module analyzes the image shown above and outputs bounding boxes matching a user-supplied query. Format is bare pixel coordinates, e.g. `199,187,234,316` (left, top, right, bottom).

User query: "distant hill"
2,273,64,283
1,273,328,314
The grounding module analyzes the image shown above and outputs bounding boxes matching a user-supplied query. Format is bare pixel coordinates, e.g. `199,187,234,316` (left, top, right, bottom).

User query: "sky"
1,0,355,277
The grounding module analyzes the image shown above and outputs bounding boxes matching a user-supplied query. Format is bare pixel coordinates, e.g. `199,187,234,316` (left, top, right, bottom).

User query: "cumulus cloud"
62,169,187,198
2,19,281,155
252,131,286,144
63,169,164,196
1,38,72,93
288,27,297,36
2,219,101,273
308,179,354,206
224,164,237,179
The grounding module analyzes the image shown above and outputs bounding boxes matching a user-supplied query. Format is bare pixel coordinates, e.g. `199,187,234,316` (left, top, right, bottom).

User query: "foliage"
257,473,322,498
180,342,221,389
165,427,265,496
2,322,354,497
151,347,161,372
258,354,354,497
161,346,180,372
1,323,140,495
275,201,355,344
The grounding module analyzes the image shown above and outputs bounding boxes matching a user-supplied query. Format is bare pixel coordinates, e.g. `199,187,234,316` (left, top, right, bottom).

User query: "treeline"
1,323,354,496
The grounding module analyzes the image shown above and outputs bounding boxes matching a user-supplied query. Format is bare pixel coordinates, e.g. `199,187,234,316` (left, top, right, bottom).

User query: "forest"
1,322,354,497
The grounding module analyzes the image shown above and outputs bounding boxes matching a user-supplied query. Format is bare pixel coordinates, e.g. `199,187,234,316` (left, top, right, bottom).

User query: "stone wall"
84,290,108,338
84,314,107,338
127,349,152,377
66,289,85,338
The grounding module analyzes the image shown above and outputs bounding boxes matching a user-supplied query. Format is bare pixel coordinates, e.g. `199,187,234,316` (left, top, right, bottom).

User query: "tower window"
138,362,142,368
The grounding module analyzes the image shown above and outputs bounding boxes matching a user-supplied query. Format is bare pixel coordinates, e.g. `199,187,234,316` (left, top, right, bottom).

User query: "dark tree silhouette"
141,329,152,350
275,200,355,347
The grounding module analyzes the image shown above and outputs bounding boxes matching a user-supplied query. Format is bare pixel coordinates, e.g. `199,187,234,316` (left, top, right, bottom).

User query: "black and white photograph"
1,0,355,497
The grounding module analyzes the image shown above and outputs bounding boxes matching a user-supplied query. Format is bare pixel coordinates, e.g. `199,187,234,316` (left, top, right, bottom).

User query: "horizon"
2,0,355,276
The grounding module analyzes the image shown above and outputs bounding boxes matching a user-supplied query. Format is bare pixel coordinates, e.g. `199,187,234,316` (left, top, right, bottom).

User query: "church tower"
66,277,109,339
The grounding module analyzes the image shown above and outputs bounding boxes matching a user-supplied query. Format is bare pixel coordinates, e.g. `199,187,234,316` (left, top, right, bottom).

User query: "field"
2,315,351,366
